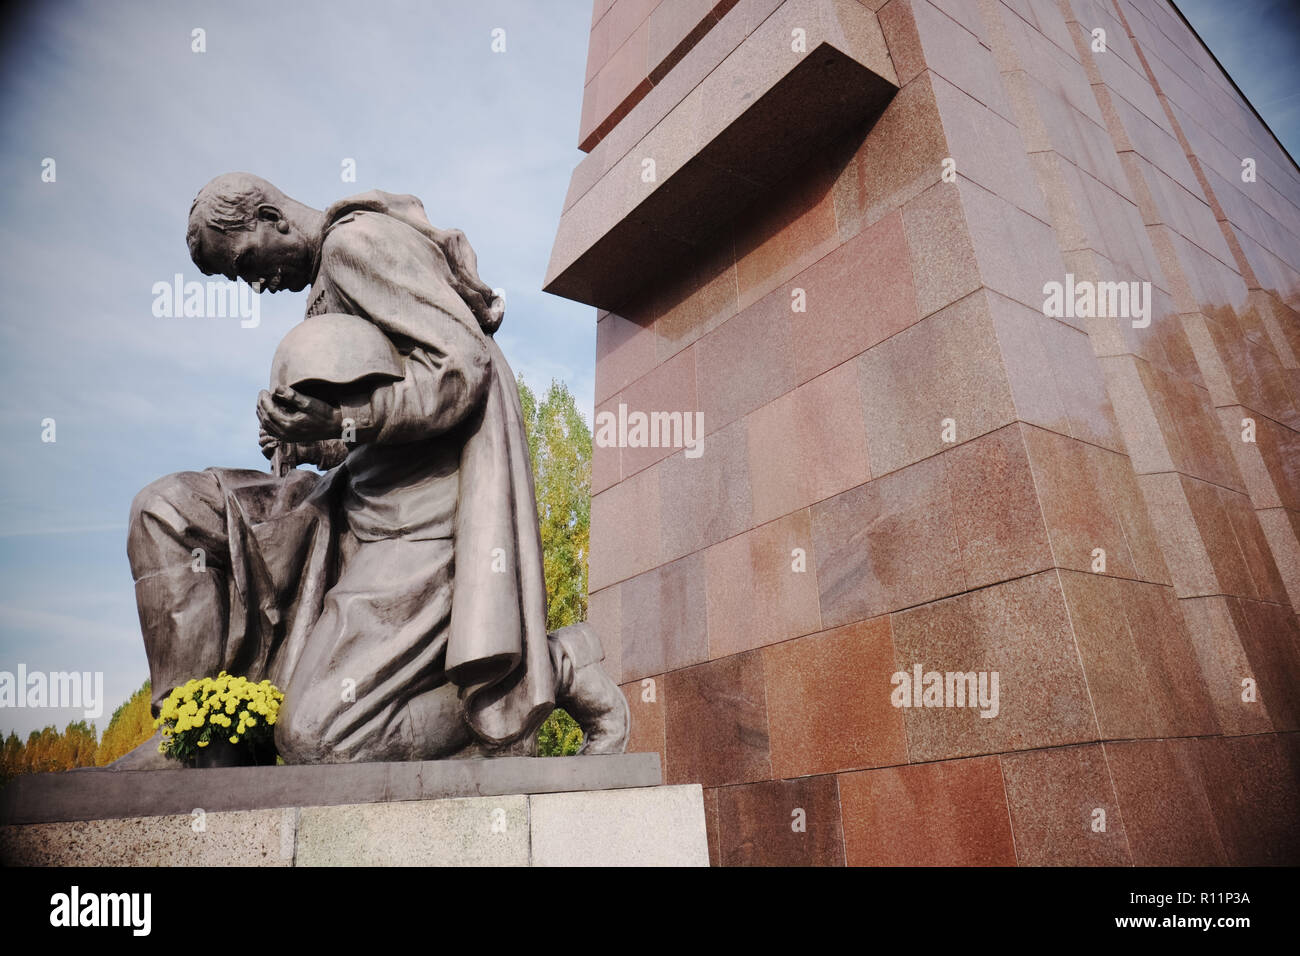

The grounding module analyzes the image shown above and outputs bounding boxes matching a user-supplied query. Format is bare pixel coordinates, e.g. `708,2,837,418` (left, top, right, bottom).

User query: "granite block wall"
550,0,1300,865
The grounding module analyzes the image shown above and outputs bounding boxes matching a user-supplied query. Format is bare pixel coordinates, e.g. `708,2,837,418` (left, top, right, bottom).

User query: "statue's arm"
339,345,490,445
323,222,492,445
433,227,503,333
294,439,349,469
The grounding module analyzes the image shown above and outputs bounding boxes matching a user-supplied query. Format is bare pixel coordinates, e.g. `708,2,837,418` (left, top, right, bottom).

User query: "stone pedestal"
0,754,710,867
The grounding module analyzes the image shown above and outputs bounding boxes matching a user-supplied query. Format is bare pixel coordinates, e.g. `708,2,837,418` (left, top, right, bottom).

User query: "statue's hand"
258,425,278,461
484,295,505,332
257,387,341,442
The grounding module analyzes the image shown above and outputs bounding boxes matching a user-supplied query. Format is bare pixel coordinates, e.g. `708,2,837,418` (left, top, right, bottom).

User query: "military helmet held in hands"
270,313,404,397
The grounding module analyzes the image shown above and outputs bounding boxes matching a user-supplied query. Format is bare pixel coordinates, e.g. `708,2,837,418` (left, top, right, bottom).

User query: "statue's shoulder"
320,209,431,271
324,208,402,246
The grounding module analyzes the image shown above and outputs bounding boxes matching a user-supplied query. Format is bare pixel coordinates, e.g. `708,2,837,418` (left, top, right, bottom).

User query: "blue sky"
0,0,595,739
0,0,1295,741
1175,0,1300,158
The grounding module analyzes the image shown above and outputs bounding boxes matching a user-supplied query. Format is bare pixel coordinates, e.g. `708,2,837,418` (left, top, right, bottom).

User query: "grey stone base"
1,785,709,867
0,753,662,825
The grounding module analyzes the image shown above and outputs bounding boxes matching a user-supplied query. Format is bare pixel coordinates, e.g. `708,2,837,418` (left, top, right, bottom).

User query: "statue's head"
187,172,317,293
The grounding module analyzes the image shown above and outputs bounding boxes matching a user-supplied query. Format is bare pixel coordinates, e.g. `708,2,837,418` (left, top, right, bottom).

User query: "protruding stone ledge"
544,0,898,311
0,752,662,825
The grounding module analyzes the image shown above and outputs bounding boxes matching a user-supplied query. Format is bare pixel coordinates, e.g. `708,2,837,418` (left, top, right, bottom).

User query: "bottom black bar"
0,865,1286,941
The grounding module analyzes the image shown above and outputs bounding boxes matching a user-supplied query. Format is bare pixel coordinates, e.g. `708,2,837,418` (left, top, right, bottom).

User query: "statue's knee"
127,472,218,565
129,472,198,530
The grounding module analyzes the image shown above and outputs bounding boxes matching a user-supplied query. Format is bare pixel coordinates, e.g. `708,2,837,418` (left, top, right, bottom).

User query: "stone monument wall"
546,0,1300,865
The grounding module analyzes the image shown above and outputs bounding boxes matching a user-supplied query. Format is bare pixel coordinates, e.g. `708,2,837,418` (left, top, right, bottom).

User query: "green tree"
519,377,591,630
519,378,592,757
537,708,584,757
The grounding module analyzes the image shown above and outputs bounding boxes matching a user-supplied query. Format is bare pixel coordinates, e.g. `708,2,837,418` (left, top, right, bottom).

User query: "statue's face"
201,213,314,293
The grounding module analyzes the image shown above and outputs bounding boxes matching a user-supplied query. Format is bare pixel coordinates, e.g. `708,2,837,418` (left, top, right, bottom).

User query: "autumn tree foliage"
94,680,154,765
0,720,98,782
0,680,154,784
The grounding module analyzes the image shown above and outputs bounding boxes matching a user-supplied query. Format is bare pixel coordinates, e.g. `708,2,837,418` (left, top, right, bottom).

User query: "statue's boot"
73,565,232,772
133,565,231,713
403,681,476,760
549,622,629,755
107,731,172,770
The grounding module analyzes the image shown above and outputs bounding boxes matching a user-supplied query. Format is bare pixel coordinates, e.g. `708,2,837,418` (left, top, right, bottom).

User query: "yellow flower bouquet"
154,672,284,767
